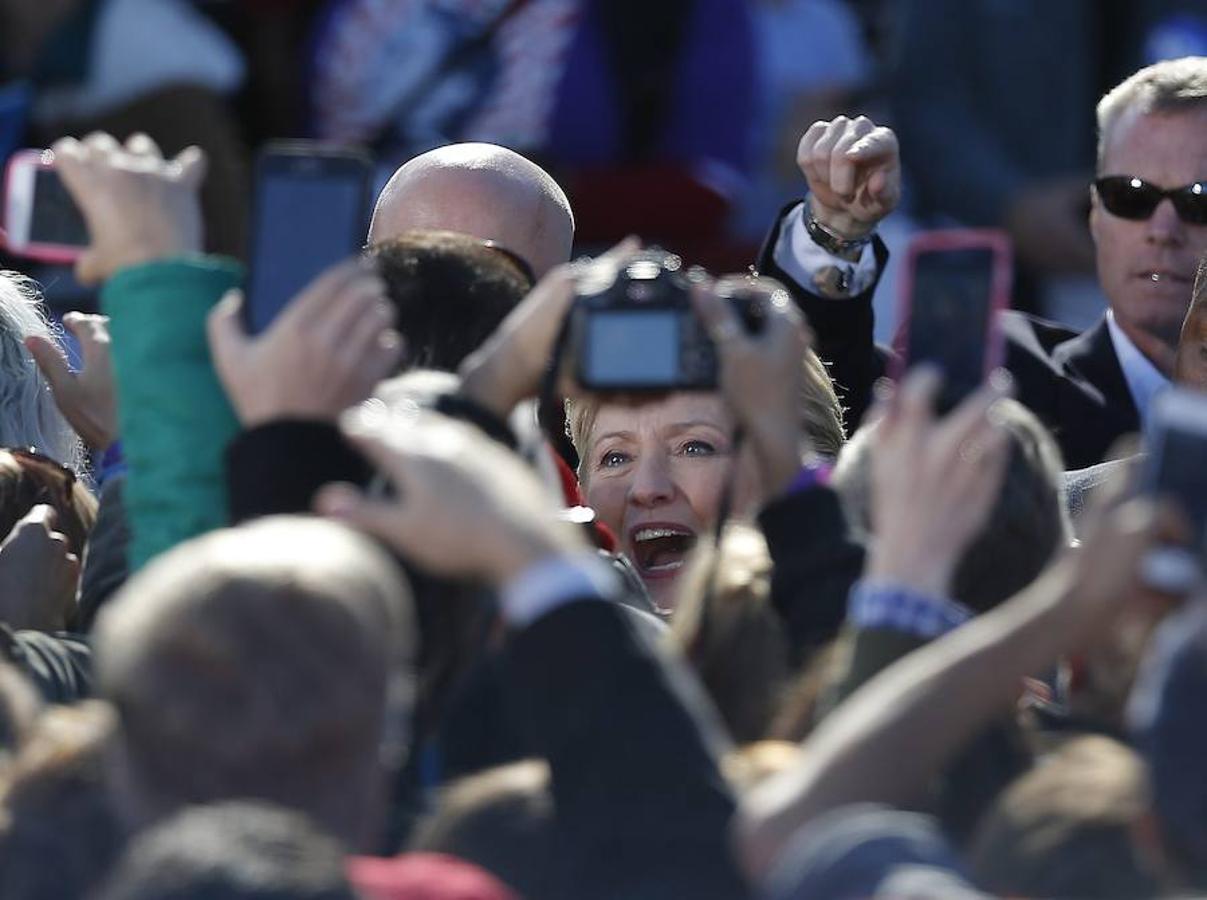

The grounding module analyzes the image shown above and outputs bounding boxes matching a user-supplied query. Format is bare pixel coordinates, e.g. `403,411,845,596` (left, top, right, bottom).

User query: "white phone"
2,149,89,263
1141,387,1207,593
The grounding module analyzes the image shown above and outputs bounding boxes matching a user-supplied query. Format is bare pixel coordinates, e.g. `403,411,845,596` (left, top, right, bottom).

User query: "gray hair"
0,272,84,472
1097,56,1207,168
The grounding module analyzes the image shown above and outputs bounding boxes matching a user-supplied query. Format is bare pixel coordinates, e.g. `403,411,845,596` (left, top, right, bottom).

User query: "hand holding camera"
458,237,640,418
567,249,769,393
690,274,815,500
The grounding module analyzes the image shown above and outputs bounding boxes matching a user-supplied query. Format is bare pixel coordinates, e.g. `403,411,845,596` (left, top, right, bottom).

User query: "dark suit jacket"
1001,314,1140,469
758,204,1142,469
505,599,749,899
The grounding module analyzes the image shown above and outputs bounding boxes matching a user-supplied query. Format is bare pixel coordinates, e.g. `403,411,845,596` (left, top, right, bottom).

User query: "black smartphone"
1140,388,1207,592
244,142,373,334
892,230,1012,411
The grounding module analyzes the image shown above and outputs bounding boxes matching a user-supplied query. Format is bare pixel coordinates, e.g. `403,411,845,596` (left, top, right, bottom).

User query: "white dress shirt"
772,202,879,297
1105,310,1171,430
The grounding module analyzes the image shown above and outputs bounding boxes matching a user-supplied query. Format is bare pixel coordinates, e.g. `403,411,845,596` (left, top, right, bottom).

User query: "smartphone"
1140,388,1207,593
891,230,1013,411
1,149,89,263
244,142,373,334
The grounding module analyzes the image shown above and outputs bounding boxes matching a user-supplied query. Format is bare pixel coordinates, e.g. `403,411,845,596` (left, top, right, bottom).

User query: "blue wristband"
847,579,973,639
95,440,126,486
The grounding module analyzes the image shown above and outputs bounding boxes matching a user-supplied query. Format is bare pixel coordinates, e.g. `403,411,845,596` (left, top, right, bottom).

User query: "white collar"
1105,310,1171,428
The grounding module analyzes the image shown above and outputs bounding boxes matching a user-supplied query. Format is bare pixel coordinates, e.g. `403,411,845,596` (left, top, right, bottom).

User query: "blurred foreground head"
368,143,574,280
970,736,1163,898
94,517,416,850
96,800,355,900
1129,603,1207,891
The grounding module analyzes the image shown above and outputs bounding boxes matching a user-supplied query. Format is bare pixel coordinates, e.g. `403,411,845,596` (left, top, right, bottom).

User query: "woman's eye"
681,440,717,457
599,450,630,468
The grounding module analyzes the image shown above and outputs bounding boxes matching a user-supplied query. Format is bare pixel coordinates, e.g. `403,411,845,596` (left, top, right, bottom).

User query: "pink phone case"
888,228,1014,385
1,149,85,264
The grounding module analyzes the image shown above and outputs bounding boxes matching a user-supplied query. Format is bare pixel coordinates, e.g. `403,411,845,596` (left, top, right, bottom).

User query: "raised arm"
755,117,900,430
737,443,1172,877
53,133,240,569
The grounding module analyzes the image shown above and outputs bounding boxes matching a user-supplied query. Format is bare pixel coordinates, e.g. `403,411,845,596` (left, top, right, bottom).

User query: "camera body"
570,250,764,392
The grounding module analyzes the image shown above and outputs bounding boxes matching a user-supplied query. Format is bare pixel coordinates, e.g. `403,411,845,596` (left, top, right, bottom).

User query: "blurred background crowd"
5,0,1205,338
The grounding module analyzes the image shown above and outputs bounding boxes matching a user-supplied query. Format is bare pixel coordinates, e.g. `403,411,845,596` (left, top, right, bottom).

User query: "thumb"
24,335,73,392
174,145,208,192
74,249,106,288
19,503,58,532
315,483,412,548
206,290,250,361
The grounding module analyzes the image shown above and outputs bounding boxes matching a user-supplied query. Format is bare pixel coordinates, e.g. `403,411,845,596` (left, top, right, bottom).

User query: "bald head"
368,143,574,279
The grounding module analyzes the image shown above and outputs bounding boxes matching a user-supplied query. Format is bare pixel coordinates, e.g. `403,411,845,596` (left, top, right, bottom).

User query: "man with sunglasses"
759,57,1207,470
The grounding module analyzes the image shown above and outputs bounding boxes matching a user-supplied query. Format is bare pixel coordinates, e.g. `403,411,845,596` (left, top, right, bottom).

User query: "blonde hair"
1097,56,1207,169
566,347,845,474
670,524,791,742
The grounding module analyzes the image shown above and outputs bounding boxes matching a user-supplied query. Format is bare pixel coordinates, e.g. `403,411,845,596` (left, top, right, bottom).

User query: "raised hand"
206,260,404,427
0,505,79,632
52,132,206,286
459,237,641,418
690,275,815,500
25,313,118,452
797,115,901,239
865,368,1011,597
317,410,582,585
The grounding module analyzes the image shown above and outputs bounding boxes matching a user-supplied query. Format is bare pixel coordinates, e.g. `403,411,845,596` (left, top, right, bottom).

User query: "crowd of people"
0,2,1206,899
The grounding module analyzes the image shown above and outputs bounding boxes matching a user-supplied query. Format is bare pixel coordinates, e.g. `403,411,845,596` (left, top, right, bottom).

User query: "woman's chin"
642,569,684,616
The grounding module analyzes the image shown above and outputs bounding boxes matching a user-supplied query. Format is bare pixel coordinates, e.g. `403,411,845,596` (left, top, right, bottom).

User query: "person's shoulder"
1064,455,1140,533
1001,310,1101,378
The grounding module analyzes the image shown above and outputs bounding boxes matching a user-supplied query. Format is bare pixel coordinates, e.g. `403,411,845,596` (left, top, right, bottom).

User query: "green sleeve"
102,256,244,570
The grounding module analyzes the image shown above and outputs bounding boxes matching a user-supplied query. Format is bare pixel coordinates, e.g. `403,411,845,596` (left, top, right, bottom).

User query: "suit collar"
1053,316,1139,423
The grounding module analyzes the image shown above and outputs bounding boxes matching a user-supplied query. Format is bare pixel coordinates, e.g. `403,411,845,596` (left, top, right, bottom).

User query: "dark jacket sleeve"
755,203,891,431
504,599,749,899
77,475,131,632
758,485,865,667
225,420,372,524
0,627,91,704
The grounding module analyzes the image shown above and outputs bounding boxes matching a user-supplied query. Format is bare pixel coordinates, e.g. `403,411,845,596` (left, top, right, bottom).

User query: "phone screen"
29,168,89,248
582,310,681,388
245,161,369,333
1151,424,1207,554
905,248,996,408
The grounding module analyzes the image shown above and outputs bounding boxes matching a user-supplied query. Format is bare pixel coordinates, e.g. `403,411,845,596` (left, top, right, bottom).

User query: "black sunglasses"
1094,175,1207,225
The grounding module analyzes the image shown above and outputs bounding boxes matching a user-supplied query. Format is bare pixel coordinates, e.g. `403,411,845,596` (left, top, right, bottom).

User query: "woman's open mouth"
628,524,698,579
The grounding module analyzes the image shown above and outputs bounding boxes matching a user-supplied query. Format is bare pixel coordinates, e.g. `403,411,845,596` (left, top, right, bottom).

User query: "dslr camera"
568,249,765,392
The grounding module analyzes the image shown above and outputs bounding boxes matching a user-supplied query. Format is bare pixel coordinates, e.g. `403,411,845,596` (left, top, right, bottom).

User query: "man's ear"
1089,183,1104,246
